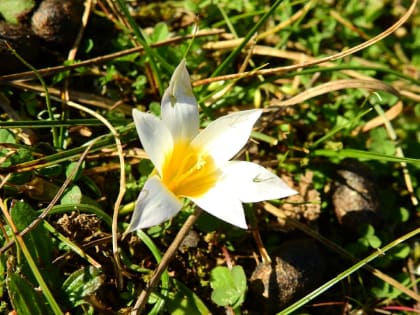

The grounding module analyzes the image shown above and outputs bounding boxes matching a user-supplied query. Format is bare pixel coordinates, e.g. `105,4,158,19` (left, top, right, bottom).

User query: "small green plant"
210,265,247,311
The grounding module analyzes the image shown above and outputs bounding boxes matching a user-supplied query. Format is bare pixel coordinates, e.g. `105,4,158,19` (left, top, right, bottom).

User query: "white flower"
126,60,297,232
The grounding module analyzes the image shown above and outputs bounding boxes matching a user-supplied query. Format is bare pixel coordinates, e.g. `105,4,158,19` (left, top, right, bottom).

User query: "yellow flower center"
161,140,219,198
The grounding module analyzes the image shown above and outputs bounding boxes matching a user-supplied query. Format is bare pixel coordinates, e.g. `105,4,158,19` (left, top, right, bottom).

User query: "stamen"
161,140,219,197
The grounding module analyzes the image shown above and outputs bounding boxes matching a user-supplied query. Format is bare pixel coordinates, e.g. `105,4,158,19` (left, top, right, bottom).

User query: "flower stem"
131,208,202,315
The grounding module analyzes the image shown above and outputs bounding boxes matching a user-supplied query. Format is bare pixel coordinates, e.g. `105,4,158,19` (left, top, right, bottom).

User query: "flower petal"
161,59,199,141
126,176,183,232
192,109,262,166
190,180,247,229
133,109,173,175
222,161,297,202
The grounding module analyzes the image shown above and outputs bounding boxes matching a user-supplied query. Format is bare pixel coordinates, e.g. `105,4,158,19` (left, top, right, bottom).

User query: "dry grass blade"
202,43,373,83
206,0,315,49
263,202,420,303
61,0,94,110
359,101,403,133
67,0,93,61
9,81,132,114
329,10,370,40
372,104,418,207
203,44,420,102
195,0,417,86
131,209,202,315
0,29,224,82
0,138,98,254
51,96,127,286
256,0,315,40
203,39,256,106
271,79,400,107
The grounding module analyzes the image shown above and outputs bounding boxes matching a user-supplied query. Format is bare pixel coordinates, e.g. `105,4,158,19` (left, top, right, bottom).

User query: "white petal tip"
127,177,183,232
235,222,248,229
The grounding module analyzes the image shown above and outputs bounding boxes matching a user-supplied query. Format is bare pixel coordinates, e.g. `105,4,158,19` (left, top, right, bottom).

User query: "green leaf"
62,266,104,306
165,279,210,315
0,0,35,24
184,0,199,12
61,185,82,205
371,273,410,299
357,225,382,249
398,207,410,223
210,265,247,308
0,131,33,184
10,200,54,264
0,128,16,144
7,273,52,315
390,244,411,259
366,234,382,249
79,175,102,198
9,200,62,307
150,22,169,42
38,164,64,177
368,128,395,156
65,161,84,181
